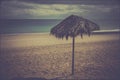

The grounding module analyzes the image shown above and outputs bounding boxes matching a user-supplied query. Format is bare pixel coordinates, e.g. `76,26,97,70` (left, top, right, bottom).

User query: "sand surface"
0,33,120,80
1,33,119,49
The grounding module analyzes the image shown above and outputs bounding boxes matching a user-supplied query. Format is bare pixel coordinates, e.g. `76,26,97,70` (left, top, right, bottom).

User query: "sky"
0,0,120,20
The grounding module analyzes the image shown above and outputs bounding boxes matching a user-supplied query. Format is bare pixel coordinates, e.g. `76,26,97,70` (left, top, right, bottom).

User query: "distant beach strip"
92,29,120,34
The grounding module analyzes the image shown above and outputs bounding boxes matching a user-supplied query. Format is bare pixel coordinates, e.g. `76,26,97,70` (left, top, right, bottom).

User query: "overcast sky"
0,0,120,20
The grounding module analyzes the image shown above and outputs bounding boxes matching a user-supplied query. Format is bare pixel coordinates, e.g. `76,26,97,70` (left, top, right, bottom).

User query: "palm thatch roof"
50,15,100,40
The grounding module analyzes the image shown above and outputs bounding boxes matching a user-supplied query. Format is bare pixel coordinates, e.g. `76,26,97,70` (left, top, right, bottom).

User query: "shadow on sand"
12,77,52,80
11,74,72,80
11,77,63,80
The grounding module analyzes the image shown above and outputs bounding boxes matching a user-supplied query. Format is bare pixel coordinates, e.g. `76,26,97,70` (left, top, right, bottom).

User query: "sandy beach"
0,33,120,80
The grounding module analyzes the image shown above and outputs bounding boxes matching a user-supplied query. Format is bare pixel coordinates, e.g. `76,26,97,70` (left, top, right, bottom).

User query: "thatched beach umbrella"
50,15,100,75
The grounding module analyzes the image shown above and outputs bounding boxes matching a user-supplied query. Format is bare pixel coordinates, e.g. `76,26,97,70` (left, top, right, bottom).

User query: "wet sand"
0,33,120,80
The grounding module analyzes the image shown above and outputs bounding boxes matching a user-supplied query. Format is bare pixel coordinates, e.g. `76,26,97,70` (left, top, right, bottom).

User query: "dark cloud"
1,0,120,5
19,0,120,5
0,0,33,9
0,0,120,19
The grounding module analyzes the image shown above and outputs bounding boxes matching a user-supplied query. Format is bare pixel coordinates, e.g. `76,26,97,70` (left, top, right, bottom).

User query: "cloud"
27,4,86,16
19,0,120,5
0,0,120,19
0,1,87,19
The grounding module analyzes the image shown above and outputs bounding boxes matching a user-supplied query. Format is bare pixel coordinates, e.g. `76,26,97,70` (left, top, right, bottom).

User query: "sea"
0,19,120,34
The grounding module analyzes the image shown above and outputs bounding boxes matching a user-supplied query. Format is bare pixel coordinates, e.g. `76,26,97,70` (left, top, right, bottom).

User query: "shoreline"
0,29,120,36
1,32,120,50
0,32,50,36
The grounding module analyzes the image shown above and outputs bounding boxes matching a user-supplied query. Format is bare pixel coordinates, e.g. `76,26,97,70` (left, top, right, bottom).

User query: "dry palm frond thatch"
50,15,99,40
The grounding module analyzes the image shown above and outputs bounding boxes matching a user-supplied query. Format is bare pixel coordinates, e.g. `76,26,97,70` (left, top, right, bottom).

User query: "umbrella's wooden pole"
72,36,75,75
